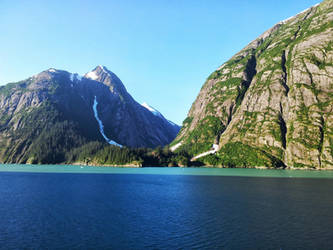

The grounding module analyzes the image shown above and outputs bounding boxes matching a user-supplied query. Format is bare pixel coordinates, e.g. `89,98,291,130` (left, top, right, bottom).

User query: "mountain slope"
141,102,180,131
172,0,333,169
0,66,180,163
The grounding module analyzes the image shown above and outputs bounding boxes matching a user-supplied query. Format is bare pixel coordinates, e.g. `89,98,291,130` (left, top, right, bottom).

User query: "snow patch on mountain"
98,65,108,74
141,102,163,118
170,142,182,152
70,73,82,82
142,102,180,128
86,71,99,80
167,120,178,127
93,96,122,147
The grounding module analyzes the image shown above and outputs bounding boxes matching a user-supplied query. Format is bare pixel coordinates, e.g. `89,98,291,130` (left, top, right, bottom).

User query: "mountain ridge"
0,65,180,163
172,0,333,169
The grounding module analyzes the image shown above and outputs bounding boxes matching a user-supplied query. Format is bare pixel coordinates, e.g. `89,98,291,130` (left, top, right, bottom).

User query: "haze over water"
0,165,333,249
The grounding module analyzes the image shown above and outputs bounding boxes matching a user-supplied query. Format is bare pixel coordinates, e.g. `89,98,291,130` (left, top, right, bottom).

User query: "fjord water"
0,165,333,249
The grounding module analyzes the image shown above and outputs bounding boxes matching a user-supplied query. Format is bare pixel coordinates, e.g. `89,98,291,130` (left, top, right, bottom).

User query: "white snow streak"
191,144,219,161
167,120,177,126
141,102,163,118
142,102,180,127
93,96,122,147
99,65,108,74
167,119,180,127
77,74,82,81
70,73,83,82
86,71,99,80
191,150,216,161
170,142,182,152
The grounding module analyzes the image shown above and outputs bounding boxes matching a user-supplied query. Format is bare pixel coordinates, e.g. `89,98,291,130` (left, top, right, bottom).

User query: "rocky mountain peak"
46,68,57,73
85,65,106,80
0,64,181,163
84,65,127,95
34,68,59,78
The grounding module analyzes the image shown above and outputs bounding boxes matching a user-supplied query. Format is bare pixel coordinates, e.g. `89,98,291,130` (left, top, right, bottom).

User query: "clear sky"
0,0,320,124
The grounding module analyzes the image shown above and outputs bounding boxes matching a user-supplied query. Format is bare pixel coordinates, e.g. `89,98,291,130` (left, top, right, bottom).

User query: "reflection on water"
1,164,333,178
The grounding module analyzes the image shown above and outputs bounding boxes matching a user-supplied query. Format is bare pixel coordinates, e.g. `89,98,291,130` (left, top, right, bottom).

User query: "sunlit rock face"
173,0,333,169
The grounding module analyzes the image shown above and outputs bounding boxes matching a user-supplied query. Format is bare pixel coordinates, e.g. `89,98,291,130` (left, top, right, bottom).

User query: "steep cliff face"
0,66,180,163
173,0,333,169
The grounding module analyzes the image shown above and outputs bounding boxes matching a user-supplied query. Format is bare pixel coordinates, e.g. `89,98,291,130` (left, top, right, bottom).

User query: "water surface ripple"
0,165,332,249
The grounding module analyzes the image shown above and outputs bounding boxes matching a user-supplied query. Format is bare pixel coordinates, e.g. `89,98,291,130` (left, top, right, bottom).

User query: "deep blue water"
0,172,333,249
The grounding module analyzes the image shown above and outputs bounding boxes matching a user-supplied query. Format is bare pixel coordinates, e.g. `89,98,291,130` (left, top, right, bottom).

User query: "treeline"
65,141,195,167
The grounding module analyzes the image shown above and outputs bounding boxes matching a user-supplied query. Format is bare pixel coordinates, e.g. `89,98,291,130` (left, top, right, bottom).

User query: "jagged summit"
85,65,106,80
47,68,57,73
84,65,115,79
84,65,128,94
0,65,180,163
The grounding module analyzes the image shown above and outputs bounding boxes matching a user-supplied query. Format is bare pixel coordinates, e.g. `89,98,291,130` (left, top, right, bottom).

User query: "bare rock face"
0,66,180,163
172,0,333,169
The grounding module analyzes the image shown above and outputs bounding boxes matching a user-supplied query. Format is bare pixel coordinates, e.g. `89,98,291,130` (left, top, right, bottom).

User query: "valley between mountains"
1,0,333,169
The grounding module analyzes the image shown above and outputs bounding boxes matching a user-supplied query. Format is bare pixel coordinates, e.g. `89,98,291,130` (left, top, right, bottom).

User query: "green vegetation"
180,116,225,156
182,116,193,126
3,2,333,169
207,70,222,80
214,78,243,89
0,80,30,97
202,142,286,168
0,94,102,164
66,142,194,167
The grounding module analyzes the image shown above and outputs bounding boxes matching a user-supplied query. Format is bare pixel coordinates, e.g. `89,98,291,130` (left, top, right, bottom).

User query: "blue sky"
0,0,320,124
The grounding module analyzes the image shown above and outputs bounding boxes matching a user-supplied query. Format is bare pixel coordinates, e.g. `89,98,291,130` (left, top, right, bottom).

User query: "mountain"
0,65,180,163
172,0,333,169
141,102,180,129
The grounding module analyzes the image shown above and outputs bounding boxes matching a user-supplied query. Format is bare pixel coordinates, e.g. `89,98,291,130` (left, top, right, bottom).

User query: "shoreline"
1,164,333,179
1,162,333,171
71,162,142,168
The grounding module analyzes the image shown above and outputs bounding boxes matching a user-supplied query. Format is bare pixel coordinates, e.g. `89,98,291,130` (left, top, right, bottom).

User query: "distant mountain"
0,65,180,163
172,0,333,169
